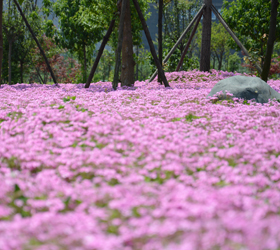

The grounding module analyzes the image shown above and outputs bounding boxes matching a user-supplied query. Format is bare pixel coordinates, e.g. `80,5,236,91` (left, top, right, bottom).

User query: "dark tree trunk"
83,43,87,83
121,0,134,87
20,61,23,83
158,0,163,84
8,41,12,85
261,0,279,82
0,0,3,86
136,45,139,80
200,0,212,72
218,59,222,70
35,67,44,84
113,0,128,90
132,0,170,87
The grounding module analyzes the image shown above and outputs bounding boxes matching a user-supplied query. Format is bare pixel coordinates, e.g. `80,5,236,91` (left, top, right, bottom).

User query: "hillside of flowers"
1,70,280,250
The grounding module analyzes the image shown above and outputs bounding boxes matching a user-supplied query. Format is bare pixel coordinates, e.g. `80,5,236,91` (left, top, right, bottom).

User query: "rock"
207,75,280,103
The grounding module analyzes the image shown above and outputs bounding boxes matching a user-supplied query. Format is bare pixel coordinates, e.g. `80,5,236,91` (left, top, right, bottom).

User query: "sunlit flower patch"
0,70,280,250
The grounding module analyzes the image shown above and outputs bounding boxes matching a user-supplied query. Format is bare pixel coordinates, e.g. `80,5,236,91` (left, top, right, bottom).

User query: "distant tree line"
0,0,279,85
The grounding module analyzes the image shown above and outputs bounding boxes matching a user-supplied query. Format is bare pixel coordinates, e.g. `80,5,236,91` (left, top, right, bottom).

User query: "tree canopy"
222,0,280,68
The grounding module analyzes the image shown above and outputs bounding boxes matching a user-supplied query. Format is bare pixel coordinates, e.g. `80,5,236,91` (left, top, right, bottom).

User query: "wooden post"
200,0,211,72
132,0,170,87
0,0,3,86
158,0,163,84
13,0,58,86
210,5,262,74
176,10,203,71
261,0,279,81
85,18,115,88
149,5,205,82
112,0,128,90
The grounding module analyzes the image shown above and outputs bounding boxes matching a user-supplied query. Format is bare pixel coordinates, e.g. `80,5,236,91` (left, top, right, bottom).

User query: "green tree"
49,0,104,83
110,0,150,87
222,0,280,70
161,0,202,72
228,52,241,72
2,0,24,84
13,1,43,83
261,0,279,82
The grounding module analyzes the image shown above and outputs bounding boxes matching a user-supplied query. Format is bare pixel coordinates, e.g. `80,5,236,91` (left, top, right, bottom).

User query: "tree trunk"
261,0,279,82
158,0,163,84
113,0,128,90
136,45,139,80
8,41,12,85
0,0,3,86
121,0,135,87
132,0,170,87
20,61,23,83
83,43,87,83
200,0,212,72
35,67,44,84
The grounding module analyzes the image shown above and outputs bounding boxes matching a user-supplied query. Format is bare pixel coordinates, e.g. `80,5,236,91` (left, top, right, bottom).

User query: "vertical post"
158,0,163,84
132,0,170,87
0,0,3,86
13,0,58,86
112,0,128,90
200,0,212,72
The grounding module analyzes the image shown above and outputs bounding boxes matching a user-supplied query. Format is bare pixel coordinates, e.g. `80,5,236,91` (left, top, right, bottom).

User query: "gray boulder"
208,75,280,103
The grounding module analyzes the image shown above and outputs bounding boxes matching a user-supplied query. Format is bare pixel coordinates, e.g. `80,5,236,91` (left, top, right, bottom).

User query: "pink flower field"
1,70,280,250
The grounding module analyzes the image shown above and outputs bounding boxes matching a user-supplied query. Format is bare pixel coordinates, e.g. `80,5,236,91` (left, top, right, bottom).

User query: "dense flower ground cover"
0,70,280,250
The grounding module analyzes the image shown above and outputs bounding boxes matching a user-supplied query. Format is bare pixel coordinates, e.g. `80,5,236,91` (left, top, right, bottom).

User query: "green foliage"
107,0,151,50
2,0,48,84
196,22,232,70
44,0,150,83
228,52,241,72
222,0,280,68
149,0,202,72
93,49,115,82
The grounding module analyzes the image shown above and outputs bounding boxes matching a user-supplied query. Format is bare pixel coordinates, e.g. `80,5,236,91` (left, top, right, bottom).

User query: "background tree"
2,0,24,84
30,35,81,84
49,0,104,83
13,1,43,83
196,22,231,70
0,0,3,85
159,0,202,72
222,0,280,73
261,0,279,82
120,0,135,87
